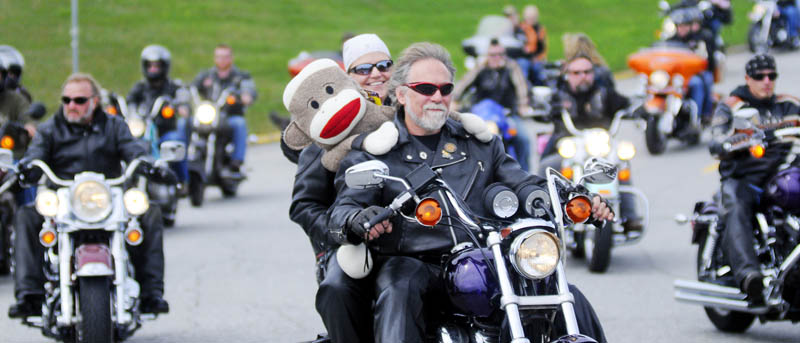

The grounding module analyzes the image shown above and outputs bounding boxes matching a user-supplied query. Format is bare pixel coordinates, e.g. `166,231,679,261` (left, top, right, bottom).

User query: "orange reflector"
598,189,611,195
565,196,592,223
0,136,14,150
750,145,765,159
40,230,56,246
161,106,175,119
561,166,574,180
500,227,512,238
226,95,237,105
415,198,442,226
126,228,143,244
619,168,631,181
106,106,118,115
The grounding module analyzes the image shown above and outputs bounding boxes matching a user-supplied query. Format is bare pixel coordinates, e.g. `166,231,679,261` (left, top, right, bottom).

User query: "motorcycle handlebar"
364,207,395,230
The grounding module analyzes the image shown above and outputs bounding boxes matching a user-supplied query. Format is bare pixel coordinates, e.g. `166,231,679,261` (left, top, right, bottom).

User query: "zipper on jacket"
462,161,483,199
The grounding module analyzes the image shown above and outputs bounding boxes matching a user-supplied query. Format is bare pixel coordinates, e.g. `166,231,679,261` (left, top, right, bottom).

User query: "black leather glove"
149,166,178,185
17,162,41,188
346,205,388,241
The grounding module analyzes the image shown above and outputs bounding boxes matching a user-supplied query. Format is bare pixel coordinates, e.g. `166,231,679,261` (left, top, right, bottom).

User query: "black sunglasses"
404,82,455,96
751,72,778,81
349,59,393,75
61,96,90,105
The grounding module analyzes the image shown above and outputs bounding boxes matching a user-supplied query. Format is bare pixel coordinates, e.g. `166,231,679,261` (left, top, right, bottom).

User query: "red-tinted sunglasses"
404,82,454,96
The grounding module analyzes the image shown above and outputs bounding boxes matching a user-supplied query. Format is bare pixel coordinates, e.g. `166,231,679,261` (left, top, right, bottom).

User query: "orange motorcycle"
628,42,707,154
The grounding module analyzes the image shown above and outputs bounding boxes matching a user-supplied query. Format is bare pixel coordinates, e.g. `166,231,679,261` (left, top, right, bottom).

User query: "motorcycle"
187,86,245,206
674,111,800,332
748,0,800,53
627,42,706,154
341,156,618,342
6,141,184,342
462,98,521,160
541,110,650,272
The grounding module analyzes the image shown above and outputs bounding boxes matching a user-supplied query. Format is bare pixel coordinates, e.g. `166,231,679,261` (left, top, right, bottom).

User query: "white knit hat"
342,33,391,71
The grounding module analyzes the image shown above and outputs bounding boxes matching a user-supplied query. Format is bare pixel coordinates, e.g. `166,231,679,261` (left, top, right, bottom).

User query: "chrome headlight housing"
557,138,577,159
195,103,217,125
509,230,561,280
617,141,636,160
123,188,149,216
585,129,611,157
127,116,145,138
649,70,670,90
71,180,112,222
35,189,59,217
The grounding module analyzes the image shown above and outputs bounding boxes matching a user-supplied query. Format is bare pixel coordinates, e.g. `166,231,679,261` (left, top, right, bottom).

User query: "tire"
572,231,586,259
0,223,10,275
221,182,238,198
645,116,667,155
77,277,113,343
163,217,175,227
587,222,613,273
696,231,756,332
189,175,204,207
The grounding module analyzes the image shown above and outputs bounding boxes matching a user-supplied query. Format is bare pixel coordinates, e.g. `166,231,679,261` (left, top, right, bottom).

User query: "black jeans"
14,205,165,299
721,177,763,287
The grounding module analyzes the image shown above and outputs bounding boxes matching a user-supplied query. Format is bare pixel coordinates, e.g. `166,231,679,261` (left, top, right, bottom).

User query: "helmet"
765,167,800,215
669,8,693,25
140,44,171,83
0,45,25,79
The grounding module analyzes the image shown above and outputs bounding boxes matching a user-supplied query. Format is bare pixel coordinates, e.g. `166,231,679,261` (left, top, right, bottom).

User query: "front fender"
75,243,114,277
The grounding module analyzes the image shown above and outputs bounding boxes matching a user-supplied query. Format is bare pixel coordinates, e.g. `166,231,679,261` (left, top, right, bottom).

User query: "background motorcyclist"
519,5,548,85
0,57,36,152
127,44,191,193
538,53,642,233
328,42,612,343
8,73,170,318
709,54,800,305
0,46,33,103
191,44,257,177
777,0,800,48
451,38,533,171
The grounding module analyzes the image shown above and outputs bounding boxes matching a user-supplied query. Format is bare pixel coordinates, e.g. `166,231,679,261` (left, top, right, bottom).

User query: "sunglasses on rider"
404,82,455,96
61,96,90,105
348,59,393,75
567,69,594,76
751,72,778,81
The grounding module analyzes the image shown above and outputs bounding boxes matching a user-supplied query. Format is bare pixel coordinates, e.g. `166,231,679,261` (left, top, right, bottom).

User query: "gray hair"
62,72,102,97
387,42,456,107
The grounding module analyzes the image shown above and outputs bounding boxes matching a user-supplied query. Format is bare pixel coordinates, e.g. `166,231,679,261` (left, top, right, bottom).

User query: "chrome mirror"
0,149,13,168
345,160,389,189
580,157,617,184
158,141,186,162
658,0,670,11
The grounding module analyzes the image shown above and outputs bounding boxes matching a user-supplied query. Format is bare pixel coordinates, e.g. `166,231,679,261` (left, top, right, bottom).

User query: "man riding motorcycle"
191,44,257,177
451,39,533,171
709,54,800,305
0,45,33,103
7,73,171,318
539,53,643,234
127,44,190,193
326,42,612,343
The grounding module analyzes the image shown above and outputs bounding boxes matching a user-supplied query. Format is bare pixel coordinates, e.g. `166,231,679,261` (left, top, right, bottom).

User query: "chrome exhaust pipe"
673,279,768,314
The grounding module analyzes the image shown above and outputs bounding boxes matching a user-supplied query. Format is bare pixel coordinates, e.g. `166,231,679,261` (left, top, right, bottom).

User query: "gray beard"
405,95,448,133
65,108,93,125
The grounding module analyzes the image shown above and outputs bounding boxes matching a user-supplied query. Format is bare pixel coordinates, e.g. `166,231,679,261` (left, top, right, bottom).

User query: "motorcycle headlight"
672,74,684,89
35,189,59,217
617,141,636,161
557,138,577,159
649,70,670,90
123,188,149,216
127,117,145,138
510,230,561,280
195,103,217,125
71,181,112,222
585,129,611,157
661,18,676,39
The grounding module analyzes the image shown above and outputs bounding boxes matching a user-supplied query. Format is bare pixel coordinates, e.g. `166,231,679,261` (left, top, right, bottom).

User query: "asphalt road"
1,49,799,342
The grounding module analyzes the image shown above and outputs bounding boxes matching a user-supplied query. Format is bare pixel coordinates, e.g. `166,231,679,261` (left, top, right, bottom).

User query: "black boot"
742,271,764,306
8,294,44,318
141,295,170,314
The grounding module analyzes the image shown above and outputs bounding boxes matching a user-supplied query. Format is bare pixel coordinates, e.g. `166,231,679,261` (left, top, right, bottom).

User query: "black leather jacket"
550,80,630,135
289,144,339,255
21,106,145,180
328,108,546,257
191,66,257,116
127,79,189,134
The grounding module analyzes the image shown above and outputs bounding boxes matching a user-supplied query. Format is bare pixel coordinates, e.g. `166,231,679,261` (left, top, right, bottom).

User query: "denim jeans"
509,114,532,172
780,4,800,38
227,115,247,163
159,117,189,182
688,71,713,119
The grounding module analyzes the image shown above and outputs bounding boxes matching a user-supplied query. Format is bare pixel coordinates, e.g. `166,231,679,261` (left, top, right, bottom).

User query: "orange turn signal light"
39,229,56,247
500,227,513,238
750,145,765,159
565,196,592,224
1,135,14,150
619,168,631,182
415,198,442,226
226,95,237,105
561,166,574,180
508,128,518,137
106,106,118,115
161,106,175,119
125,228,143,246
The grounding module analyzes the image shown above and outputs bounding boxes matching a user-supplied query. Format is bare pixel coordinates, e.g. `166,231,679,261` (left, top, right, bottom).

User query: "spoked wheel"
586,222,613,273
189,174,205,207
77,277,113,343
645,116,667,155
696,232,756,332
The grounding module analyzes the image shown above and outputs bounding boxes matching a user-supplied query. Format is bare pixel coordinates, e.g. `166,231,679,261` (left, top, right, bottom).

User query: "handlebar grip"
363,207,394,230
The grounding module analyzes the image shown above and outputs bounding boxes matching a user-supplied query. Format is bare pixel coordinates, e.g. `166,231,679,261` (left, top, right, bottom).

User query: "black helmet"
140,44,171,83
0,45,24,90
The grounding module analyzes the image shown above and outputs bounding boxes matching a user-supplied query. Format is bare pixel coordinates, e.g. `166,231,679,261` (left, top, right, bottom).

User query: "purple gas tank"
765,167,800,215
443,247,500,317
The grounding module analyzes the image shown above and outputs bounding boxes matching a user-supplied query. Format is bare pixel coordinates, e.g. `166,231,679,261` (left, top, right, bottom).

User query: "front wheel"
77,277,113,343
645,116,667,155
587,222,613,273
189,174,205,207
0,223,11,275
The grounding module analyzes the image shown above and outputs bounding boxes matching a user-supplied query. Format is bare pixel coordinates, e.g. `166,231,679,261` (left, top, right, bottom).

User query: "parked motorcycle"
627,43,706,154
748,0,800,53
341,156,618,342
542,110,649,272
674,112,800,332
187,86,245,206
6,141,184,342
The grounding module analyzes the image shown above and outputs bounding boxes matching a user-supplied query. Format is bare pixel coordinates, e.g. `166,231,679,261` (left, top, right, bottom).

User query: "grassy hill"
1,0,750,135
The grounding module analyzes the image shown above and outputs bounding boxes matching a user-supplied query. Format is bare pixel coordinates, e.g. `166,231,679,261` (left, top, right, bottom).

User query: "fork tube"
112,231,129,324
58,232,73,326
487,232,530,343
206,133,216,176
556,263,580,334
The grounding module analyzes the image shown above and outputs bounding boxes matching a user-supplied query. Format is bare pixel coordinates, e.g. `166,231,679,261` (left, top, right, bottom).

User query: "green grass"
0,0,751,135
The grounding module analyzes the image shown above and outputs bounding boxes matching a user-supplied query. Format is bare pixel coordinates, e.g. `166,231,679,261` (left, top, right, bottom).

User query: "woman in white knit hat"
342,33,393,105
